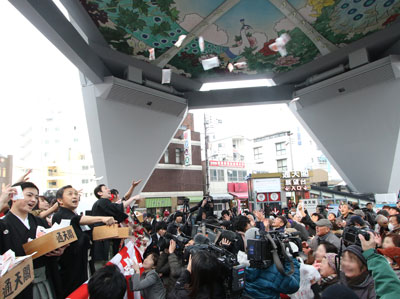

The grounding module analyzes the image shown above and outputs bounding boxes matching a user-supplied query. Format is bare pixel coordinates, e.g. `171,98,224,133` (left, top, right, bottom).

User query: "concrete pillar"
289,75,400,194
81,76,187,194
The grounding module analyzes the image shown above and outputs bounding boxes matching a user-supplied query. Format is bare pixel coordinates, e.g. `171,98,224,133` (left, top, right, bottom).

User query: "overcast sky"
0,0,301,156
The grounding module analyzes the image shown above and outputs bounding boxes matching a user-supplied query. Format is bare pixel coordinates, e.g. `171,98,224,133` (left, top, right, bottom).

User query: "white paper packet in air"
269,33,291,57
198,36,205,52
234,62,247,69
227,63,234,72
148,48,155,61
201,56,220,71
174,35,186,47
162,69,171,84
13,185,24,200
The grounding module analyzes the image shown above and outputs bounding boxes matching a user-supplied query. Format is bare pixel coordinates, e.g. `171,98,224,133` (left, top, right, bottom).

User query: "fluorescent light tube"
200,78,276,91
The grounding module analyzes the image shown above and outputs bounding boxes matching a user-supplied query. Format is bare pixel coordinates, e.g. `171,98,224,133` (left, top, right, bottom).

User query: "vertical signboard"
183,129,192,166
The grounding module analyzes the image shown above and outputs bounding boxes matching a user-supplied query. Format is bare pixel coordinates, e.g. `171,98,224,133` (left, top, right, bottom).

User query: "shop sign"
209,160,245,168
283,170,310,191
256,192,281,203
145,197,171,208
253,178,281,193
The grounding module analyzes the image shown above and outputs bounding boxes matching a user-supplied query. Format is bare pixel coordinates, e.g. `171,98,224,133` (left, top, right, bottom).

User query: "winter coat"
339,271,376,299
291,221,309,241
363,248,400,299
156,252,173,292
167,270,225,299
301,214,316,236
130,269,166,299
244,257,300,299
168,252,185,289
308,232,341,251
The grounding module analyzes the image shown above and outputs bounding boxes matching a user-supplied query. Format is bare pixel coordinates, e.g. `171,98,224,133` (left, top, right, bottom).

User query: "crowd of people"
1,170,400,299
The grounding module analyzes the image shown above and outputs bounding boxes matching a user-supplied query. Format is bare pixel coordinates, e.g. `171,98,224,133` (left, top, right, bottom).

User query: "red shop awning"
229,192,248,199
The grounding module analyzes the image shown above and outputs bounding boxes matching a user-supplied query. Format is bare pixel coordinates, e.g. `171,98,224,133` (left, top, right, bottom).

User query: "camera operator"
167,211,184,235
358,232,400,299
307,219,340,252
168,250,225,299
221,209,231,222
195,197,215,222
243,227,301,299
233,215,251,252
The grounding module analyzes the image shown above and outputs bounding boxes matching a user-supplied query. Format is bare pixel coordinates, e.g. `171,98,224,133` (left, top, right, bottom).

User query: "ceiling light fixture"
199,78,276,91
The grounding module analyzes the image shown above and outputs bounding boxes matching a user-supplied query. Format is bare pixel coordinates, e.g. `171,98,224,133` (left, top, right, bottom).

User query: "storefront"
144,197,172,216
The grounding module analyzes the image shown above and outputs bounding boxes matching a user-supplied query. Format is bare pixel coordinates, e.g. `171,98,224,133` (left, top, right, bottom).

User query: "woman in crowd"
31,194,58,221
381,232,400,249
340,245,376,299
311,241,338,269
131,252,166,299
319,253,339,292
168,250,225,299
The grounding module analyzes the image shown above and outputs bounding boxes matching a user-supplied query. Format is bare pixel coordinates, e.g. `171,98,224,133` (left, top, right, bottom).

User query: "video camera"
247,230,301,276
342,226,373,246
184,243,245,298
164,232,191,251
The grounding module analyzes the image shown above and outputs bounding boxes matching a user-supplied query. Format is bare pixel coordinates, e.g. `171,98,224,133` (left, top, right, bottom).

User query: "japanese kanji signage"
23,226,77,259
0,256,34,299
183,129,192,166
209,160,245,168
283,170,310,192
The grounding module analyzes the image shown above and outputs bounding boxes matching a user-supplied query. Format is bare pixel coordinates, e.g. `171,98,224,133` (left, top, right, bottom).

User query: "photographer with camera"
167,211,184,235
243,227,300,299
168,250,226,299
195,197,215,222
233,215,252,252
358,231,400,299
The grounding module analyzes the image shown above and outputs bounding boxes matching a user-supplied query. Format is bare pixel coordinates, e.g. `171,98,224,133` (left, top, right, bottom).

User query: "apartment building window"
164,150,169,164
48,180,58,188
254,147,263,160
79,154,86,160
228,170,238,182
277,159,288,172
175,149,181,164
210,169,224,182
276,142,286,156
82,165,89,170
318,156,328,164
82,179,89,184
48,166,58,176
238,170,247,181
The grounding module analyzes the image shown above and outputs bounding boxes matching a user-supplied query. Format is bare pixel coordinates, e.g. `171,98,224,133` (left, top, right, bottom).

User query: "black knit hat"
322,284,358,299
174,211,184,219
343,245,367,266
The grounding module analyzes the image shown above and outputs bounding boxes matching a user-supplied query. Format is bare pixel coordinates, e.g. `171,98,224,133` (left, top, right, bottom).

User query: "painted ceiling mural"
81,0,400,80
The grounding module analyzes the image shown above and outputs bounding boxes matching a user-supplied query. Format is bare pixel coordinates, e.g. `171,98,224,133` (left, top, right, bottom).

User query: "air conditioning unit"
294,55,400,109
95,76,187,116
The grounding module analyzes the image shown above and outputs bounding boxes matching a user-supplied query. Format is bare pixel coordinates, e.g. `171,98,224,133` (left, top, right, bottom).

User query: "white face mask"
388,223,394,231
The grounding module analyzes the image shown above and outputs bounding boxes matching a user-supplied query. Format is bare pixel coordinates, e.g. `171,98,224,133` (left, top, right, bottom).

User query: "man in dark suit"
146,213,157,233
145,222,167,256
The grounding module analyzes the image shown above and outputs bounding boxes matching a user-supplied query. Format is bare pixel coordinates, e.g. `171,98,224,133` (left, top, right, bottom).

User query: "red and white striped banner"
67,240,145,299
